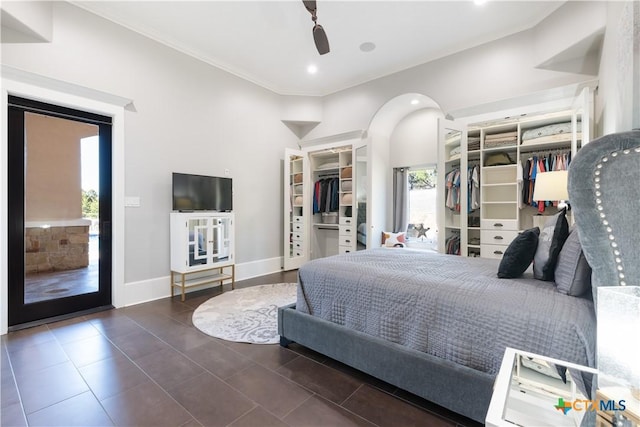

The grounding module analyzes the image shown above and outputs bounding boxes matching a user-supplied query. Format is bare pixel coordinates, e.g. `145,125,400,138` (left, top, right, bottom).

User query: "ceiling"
73,1,566,97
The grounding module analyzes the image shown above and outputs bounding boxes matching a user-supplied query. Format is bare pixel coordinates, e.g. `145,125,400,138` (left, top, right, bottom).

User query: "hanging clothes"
536,156,547,213
445,234,461,255
313,177,339,214
521,151,571,212
468,164,480,212
445,168,461,211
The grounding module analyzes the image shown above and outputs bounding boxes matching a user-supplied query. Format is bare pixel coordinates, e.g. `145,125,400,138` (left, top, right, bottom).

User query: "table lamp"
532,170,569,211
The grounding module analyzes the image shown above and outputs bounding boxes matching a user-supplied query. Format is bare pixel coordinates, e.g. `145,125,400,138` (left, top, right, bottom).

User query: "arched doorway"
364,93,443,248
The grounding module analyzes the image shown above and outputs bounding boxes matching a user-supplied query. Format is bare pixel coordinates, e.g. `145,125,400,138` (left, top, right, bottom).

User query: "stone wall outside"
25,226,89,274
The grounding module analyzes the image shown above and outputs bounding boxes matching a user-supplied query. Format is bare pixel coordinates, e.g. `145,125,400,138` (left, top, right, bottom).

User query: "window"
407,167,438,250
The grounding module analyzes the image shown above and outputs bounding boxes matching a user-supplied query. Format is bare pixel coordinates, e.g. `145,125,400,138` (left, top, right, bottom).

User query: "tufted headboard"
568,130,640,301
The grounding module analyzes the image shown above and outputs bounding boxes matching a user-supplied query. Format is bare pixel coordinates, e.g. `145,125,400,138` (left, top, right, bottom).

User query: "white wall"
389,108,442,168
596,0,640,135
0,1,52,42
1,3,298,306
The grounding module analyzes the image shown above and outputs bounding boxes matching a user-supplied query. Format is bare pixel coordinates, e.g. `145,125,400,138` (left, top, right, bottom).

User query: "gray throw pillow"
555,230,592,296
533,210,569,281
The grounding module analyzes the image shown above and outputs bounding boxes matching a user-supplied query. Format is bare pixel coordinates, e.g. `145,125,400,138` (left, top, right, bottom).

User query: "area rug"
192,283,297,344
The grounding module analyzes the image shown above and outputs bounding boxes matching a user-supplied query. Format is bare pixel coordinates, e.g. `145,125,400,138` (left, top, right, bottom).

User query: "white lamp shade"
597,286,640,390
532,170,569,201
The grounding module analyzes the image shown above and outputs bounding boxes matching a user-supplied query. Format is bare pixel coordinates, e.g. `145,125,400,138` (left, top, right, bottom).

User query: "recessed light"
359,42,376,53
411,99,420,105
474,0,487,5
307,64,318,74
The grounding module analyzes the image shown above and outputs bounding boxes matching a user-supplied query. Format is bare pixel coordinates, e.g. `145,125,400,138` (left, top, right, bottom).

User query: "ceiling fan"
302,0,330,55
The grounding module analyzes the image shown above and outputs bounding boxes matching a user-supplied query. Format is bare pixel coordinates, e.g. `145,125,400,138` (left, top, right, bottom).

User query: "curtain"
393,167,409,233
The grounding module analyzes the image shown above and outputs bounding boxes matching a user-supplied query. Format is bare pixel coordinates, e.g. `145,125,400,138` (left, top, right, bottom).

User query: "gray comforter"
296,248,596,376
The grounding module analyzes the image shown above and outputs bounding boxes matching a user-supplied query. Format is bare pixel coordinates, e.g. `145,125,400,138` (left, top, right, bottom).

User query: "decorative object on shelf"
408,223,429,240
532,170,569,212
597,286,640,400
192,283,297,344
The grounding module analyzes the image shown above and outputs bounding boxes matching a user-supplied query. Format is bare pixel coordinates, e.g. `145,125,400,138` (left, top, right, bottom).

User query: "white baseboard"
122,256,284,307
235,256,283,282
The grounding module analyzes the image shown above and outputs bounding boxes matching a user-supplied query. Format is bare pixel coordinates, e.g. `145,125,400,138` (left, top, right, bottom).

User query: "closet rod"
519,147,571,156
317,173,339,178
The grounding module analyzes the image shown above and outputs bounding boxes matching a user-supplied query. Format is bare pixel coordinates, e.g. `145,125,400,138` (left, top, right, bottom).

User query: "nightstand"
595,387,640,427
486,347,598,427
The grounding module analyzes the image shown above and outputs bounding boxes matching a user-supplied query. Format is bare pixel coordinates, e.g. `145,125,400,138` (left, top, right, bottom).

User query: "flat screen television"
172,173,233,212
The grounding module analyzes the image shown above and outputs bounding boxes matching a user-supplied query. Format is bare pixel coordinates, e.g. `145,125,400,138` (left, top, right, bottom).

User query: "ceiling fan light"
313,24,330,55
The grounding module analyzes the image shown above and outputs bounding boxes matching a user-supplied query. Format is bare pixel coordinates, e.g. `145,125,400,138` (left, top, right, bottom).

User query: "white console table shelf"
170,264,235,302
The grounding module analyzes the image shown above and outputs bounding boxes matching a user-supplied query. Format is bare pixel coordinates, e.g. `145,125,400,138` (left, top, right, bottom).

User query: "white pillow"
382,231,406,247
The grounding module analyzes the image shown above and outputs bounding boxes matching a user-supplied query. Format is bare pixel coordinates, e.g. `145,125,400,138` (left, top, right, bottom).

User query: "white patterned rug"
192,283,297,344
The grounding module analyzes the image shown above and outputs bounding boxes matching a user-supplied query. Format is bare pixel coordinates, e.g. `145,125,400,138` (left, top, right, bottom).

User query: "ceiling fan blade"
313,24,330,55
303,0,316,14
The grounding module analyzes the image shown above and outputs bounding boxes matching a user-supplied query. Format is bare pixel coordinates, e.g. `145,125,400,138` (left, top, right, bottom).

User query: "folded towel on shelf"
485,131,518,140
520,132,581,146
521,122,576,141
484,138,517,148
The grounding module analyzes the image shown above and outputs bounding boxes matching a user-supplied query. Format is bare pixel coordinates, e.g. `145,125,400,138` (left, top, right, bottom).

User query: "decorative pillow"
554,229,592,296
381,231,406,248
533,210,570,281
497,227,540,278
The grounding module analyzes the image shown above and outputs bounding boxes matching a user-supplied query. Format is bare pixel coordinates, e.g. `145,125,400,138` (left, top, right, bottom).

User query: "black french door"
7,96,113,327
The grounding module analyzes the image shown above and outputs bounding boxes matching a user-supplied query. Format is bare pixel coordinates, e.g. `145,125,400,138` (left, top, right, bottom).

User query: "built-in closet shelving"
338,151,356,254
289,155,305,256
309,148,355,257
437,86,593,259
283,135,365,270
284,149,309,271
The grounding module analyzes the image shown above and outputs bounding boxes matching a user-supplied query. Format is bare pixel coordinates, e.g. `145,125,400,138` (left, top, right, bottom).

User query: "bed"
278,130,640,423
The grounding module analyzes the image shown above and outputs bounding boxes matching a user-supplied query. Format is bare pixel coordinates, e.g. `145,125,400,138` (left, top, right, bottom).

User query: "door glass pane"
355,145,367,250
24,112,100,303
407,167,438,251
212,217,231,262
188,219,208,267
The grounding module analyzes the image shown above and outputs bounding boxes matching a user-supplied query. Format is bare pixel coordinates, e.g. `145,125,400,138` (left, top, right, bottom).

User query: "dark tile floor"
1,271,483,427
24,235,100,304
24,262,99,304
